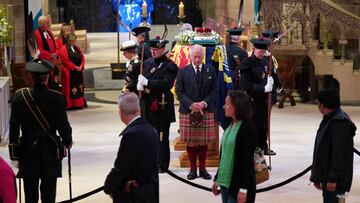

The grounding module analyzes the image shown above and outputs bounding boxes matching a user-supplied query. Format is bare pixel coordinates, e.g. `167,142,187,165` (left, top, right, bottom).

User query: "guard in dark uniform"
239,38,280,156
9,59,72,203
120,40,141,95
131,25,152,61
226,28,248,88
262,31,283,105
137,37,179,173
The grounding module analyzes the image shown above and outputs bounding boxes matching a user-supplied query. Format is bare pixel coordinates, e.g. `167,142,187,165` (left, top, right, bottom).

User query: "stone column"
42,0,48,15
339,39,348,62
323,29,328,50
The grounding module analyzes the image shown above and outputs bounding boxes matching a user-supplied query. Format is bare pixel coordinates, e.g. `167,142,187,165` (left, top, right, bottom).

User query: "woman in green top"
212,90,258,203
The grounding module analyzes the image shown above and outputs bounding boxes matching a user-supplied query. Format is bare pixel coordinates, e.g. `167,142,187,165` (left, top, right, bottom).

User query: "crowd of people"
1,17,357,203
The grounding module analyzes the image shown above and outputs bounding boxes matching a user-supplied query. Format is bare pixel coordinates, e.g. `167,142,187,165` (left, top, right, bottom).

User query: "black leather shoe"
264,149,276,156
158,168,166,174
187,170,198,180
199,169,212,180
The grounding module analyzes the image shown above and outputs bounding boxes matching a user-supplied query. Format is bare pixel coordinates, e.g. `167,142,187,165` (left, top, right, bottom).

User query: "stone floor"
1,90,360,203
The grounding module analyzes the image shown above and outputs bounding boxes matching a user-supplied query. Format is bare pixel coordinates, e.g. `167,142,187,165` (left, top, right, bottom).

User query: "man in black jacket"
226,28,248,89
104,92,159,203
238,38,281,155
137,37,179,173
131,25,152,61
9,59,72,203
310,87,357,203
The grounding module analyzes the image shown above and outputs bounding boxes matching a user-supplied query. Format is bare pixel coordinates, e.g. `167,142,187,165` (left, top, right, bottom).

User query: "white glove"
138,74,148,86
264,76,274,93
11,160,19,168
137,82,144,91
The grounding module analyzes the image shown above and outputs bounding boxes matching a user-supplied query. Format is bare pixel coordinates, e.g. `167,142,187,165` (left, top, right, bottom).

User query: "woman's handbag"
254,147,269,184
21,88,67,160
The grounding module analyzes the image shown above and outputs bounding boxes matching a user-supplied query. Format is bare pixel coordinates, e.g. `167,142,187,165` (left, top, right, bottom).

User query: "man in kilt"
176,44,218,180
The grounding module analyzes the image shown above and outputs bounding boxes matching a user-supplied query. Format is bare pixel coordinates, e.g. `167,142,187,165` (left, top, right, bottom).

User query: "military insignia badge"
134,59,139,63
150,67,156,74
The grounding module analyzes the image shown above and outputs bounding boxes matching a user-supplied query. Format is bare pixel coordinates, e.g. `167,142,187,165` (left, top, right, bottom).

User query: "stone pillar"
42,0,48,15
323,29,328,50
339,39,348,62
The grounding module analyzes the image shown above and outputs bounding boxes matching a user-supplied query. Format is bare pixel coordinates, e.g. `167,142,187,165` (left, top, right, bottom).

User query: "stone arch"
324,19,345,39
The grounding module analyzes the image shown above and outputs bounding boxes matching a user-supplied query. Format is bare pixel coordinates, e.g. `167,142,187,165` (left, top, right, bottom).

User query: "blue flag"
211,45,233,129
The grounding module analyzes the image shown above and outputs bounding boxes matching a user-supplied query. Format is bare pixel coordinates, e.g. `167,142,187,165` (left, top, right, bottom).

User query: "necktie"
196,66,200,80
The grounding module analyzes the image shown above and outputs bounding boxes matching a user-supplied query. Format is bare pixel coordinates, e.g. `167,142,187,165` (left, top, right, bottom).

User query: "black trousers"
23,177,57,203
149,121,171,170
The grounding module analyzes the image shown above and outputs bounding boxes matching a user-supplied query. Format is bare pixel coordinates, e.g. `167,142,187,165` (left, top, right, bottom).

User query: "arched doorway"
295,56,316,102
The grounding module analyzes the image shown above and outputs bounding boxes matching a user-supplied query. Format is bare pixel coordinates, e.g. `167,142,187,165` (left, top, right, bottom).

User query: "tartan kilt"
179,112,216,145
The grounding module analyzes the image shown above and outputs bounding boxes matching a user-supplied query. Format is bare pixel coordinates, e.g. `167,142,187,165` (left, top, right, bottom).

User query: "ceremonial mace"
267,25,297,169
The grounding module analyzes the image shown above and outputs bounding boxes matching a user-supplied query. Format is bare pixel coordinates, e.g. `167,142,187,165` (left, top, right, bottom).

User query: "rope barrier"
354,148,360,156
56,147,360,202
165,165,312,193
57,186,103,203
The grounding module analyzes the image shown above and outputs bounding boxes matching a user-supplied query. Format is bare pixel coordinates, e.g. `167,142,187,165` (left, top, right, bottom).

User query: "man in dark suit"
9,59,72,203
176,44,218,180
104,92,159,203
226,28,248,89
137,37,179,173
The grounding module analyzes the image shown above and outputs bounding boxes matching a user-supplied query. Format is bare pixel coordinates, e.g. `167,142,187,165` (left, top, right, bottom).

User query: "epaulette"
133,58,139,64
49,89,63,95
15,87,29,94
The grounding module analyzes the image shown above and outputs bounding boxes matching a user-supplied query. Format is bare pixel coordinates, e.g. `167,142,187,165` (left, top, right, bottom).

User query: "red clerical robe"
34,28,61,91
34,28,56,61
59,44,85,109
56,37,66,52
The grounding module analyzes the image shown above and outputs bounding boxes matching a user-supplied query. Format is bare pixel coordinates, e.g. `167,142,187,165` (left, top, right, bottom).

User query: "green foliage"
0,8,13,44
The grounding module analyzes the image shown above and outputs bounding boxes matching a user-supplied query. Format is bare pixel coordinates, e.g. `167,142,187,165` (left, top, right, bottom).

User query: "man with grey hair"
176,44,218,180
104,92,159,202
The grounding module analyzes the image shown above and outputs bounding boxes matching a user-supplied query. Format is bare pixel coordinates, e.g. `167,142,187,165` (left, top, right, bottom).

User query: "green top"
216,121,242,188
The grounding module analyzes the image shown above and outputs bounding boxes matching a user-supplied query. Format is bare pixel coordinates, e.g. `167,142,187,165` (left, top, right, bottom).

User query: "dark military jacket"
227,41,248,88
238,54,281,128
9,85,72,178
124,57,141,94
142,54,178,126
137,42,152,62
227,41,248,71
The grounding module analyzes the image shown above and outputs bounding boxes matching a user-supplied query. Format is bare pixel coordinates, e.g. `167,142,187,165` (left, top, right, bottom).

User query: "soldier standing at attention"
9,59,72,203
120,40,141,95
226,28,248,89
131,25,152,61
137,37,179,173
239,38,280,156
